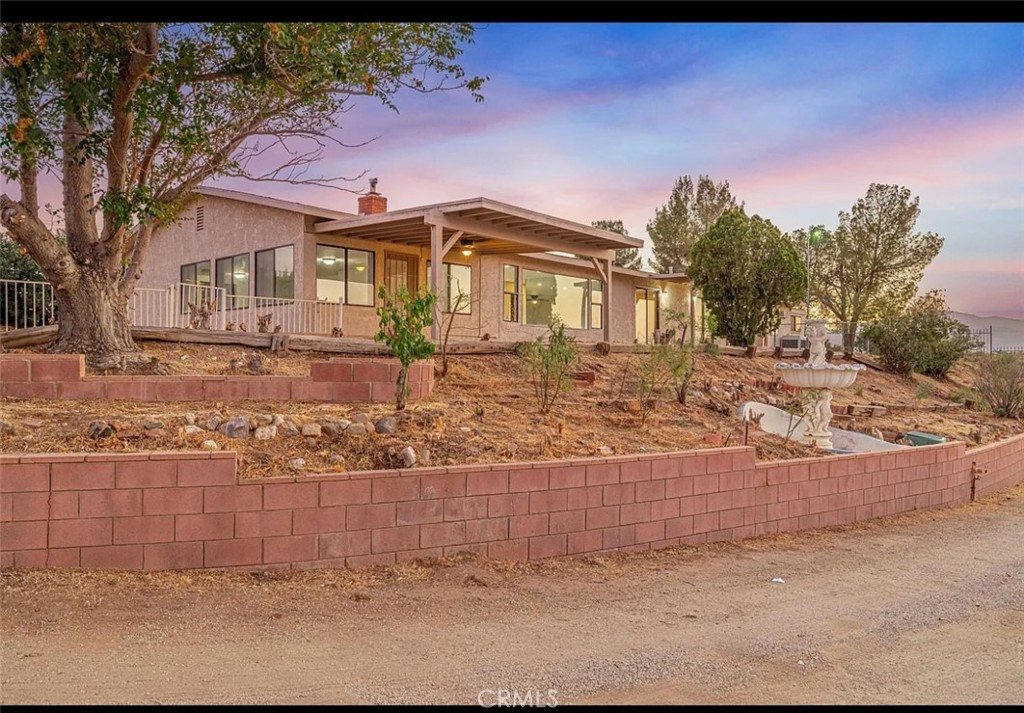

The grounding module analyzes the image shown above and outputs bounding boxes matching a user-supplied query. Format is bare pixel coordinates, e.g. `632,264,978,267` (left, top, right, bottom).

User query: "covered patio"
313,198,644,342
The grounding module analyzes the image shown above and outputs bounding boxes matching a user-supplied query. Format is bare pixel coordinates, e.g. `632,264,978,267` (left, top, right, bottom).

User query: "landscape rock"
329,453,346,465
400,446,417,468
203,415,222,431
322,422,340,437
109,419,132,432
201,439,220,451
87,421,113,439
346,422,368,436
185,412,197,425
336,419,352,431
279,419,300,436
254,425,277,441
301,422,322,437
144,421,164,430
272,414,285,427
0,421,14,436
702,432,725,446
182,425,204,435
144,428,166,439
289,458,306,471
459,426,472,434
218,415,251,439
21,418,44,429
254,414,274,426
596,446,614,456
305,436,318,448
350,412,371,425
418,448,431,467
375,416,399,434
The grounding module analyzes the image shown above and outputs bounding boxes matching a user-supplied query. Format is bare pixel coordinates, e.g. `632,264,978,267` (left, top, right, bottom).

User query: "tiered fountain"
774,319,866,450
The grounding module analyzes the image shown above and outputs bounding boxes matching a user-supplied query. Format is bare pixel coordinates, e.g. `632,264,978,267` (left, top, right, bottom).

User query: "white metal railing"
3,278,344,336
218,293,343,336
1,279,57,330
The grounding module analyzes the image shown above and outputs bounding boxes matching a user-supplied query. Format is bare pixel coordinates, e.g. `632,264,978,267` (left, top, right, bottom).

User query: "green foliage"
374,285,436,409
647,175,741,273
616,343,693,424
796,184,944,352
520,317,579,414
973,353,1024,419
0,234,43,281
915,382,934,401
592,219,641,270
949,386,982,407
862,290,978,378
704,341,720,356
688,209,807,347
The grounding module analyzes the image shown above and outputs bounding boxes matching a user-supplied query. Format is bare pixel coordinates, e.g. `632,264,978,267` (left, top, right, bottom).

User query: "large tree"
0,22,484,366
592,219,641,270
646,174,741,273
798,183,943,354
688,209,806,347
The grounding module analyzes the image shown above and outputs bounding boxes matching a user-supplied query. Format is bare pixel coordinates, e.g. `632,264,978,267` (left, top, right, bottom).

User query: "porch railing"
2,278,343,336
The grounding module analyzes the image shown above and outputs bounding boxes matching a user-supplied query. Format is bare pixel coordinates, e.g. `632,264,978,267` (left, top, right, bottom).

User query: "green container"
903,431,947,447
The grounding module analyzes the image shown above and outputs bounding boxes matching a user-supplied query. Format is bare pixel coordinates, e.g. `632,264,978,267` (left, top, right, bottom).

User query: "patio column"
603,256,613,343
429,221,444,341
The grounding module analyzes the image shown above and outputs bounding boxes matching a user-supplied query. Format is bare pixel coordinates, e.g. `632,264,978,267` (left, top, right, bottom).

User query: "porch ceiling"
312,197,643,257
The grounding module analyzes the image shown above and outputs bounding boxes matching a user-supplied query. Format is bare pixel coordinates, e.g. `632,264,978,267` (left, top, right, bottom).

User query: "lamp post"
805,226,825,342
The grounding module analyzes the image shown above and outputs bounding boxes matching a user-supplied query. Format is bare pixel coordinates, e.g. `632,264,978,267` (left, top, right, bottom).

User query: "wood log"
0,324,58,348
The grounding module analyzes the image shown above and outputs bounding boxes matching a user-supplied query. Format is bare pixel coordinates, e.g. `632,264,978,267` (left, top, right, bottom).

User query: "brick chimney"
357,177,388,215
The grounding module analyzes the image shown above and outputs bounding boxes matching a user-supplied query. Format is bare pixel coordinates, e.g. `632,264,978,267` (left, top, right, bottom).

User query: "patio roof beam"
438,212,615,260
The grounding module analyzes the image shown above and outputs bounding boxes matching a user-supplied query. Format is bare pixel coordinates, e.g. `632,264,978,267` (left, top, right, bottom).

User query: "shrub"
520,317,579,414
611,343,694,425
861,290,978,377
374,285,437,410
973,353,1024,419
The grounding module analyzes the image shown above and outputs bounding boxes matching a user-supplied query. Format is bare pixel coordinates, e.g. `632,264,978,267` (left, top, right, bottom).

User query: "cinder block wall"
2,434,1021,571
0,355,433,403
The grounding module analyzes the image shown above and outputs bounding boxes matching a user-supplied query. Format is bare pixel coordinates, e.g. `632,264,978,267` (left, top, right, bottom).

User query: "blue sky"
254,22,1024,319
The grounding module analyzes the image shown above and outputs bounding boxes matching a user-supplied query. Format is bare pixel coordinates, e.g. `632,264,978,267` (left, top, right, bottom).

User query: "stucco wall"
141,195,307,294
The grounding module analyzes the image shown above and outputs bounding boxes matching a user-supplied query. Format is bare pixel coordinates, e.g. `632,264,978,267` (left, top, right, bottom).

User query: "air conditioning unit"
780,336,804,349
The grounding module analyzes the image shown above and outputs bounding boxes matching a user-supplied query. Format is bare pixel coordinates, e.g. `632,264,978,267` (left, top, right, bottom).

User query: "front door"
634,288,659,343
384,253,418,294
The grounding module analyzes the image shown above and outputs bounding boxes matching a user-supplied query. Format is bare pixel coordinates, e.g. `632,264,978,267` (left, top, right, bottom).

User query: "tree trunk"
843,323,857,357
50,270,138,368
395,365,409,410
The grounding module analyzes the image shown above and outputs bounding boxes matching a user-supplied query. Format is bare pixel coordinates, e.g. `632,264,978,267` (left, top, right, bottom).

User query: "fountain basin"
774,363,865,389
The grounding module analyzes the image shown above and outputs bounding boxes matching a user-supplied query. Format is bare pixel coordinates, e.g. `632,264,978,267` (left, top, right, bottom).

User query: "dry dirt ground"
3,347,1020,477
2,483,1022,705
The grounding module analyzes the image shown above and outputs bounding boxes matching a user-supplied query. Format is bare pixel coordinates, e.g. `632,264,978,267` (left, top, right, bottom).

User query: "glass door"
634,288,660,343
384,253,418,294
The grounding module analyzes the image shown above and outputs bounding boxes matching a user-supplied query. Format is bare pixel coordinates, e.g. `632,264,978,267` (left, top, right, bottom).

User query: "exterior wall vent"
196,204,205,231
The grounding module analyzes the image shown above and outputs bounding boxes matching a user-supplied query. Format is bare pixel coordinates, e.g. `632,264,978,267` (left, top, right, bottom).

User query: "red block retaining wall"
2,433,1022,571
0,354,433,403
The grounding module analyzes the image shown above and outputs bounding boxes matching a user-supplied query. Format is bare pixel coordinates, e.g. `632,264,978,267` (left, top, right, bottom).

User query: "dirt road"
2,484,1022,705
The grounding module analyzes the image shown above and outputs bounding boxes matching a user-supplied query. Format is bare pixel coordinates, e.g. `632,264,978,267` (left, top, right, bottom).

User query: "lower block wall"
1,433,1022,571
0,354,433,403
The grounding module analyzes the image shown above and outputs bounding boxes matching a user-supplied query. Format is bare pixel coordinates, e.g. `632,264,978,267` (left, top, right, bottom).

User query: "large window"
426,261,473,314
523,268,601,330
503,265,519,322
179,260,211,313
315,245,375,306
215,253,249,309
255,245,294,300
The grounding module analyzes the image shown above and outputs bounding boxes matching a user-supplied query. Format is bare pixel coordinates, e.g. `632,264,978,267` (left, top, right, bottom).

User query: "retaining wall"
0,354,433,403
2,433,1022,571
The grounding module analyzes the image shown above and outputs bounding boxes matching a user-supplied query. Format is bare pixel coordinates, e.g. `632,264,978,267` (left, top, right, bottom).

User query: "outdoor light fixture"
319,256,337,266
460,239,475,257
529,294,539,304
355,264,366,272
233,270,247,279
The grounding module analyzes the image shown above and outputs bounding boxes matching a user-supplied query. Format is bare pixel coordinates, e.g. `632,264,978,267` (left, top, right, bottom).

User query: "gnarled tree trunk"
51,270,138,366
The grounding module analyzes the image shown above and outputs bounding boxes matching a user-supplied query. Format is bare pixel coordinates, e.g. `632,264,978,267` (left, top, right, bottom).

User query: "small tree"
521,317,579,414
861,290,978,377
974,353,1024,419
437,289,474,381
374,285,436,410
688,209,807,347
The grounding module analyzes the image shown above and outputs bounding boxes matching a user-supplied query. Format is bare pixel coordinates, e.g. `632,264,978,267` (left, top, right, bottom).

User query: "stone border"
2,433,1021,571
0,354,433,403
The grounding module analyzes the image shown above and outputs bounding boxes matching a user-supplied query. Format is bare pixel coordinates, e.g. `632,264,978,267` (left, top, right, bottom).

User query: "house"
140,183,699,345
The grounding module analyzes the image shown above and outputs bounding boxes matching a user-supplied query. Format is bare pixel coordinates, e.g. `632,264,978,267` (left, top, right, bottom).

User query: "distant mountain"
949,312,1024,350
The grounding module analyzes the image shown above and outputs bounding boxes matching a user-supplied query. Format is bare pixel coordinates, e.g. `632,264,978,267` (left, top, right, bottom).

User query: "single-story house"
141,184,700,345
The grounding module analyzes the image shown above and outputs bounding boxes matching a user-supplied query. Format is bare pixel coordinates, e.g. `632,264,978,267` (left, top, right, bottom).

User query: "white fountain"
774,319,866,450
